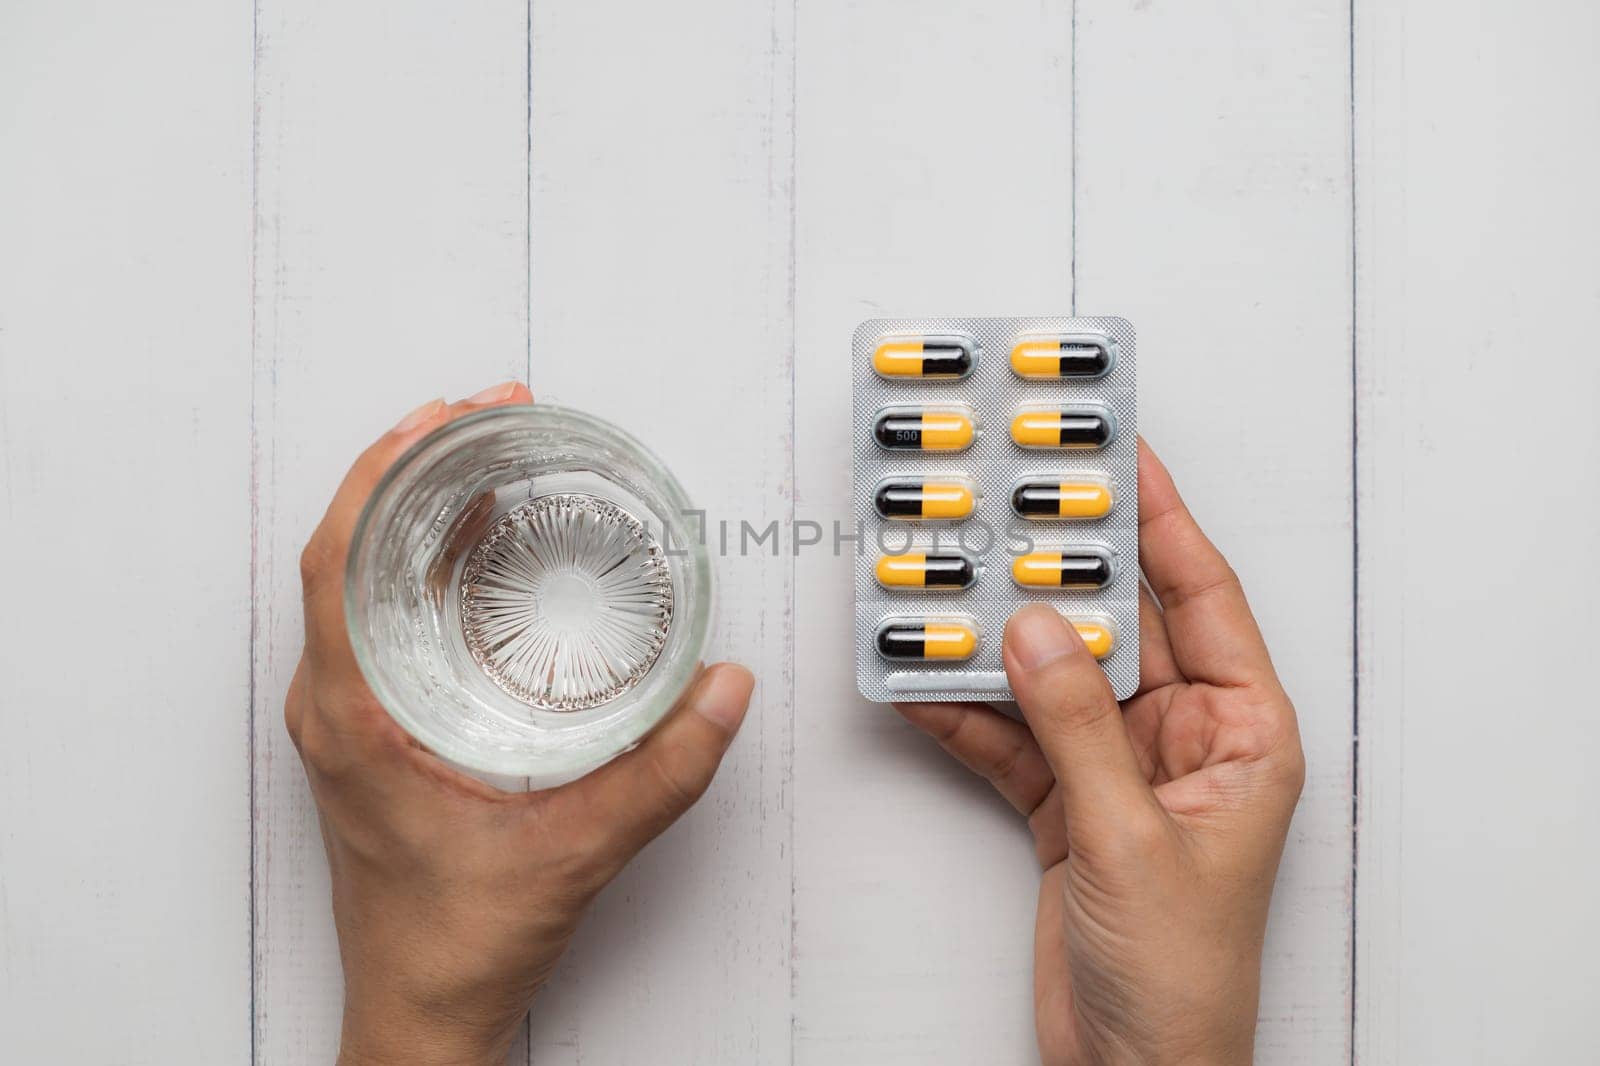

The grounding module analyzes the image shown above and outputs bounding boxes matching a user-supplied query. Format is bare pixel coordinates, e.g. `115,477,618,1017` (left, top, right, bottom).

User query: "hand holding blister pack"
853,317,1139,702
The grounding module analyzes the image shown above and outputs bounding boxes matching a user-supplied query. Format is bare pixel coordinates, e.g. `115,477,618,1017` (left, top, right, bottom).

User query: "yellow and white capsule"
1011,475,1114,520
874,476,978,521
873,404,977,452
875,616,980,661
1010,404,1116,450
1011,547,1115,589
1062,614,1117,660
872,334,978,379
1009,331,1116,379
875,552,979,590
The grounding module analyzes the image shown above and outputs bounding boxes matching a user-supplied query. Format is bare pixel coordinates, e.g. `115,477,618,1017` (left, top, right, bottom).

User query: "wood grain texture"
9,0,1598,1060
1075,4,1356,1061
792,3,1074,1062
1354,1,1600,1061
0,1,254,1062
523,1,796,1061
249,0,529,1060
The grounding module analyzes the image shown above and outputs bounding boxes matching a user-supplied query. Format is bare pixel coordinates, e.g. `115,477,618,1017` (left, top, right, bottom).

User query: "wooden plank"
1354,1,1600,1061
523,2,797,1061
792,3,1073,1061
0,2,254,1062
249,0,529,1060
1076,4,1355,1061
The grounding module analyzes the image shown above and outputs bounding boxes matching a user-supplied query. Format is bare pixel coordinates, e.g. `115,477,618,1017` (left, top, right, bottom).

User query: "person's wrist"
338,1032,508,1066
337,1000,513,1066
1143,1032,1254,1066
1106,1048,1249,1066
1089,1023,1252,1066
339,1048,503,1066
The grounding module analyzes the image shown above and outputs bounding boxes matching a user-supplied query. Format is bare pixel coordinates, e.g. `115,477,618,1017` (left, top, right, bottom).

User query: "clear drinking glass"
345,404,712,786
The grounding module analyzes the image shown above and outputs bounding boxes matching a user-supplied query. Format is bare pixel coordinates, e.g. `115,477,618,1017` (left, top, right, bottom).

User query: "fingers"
893,701,1054,816
299,396,446,606
1003,605,1157,847
304,381,534,600
1137,438,1276,688
299,382,534,676
552,663,755,876
1135,581,1182,695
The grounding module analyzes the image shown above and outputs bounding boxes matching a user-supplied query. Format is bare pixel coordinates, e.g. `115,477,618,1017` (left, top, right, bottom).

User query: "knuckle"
290,698,361,780
282,666,308,749
292,711,335,772
1272,740,1308,799
1254,694,1307,798
648,744,711,817
1170,565,1241,612
929,709,968,747
988,734,1027,785
298,532,333,590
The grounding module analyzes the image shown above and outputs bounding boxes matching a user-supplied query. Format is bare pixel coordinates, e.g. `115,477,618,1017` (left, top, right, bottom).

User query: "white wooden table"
3,2,1597,1062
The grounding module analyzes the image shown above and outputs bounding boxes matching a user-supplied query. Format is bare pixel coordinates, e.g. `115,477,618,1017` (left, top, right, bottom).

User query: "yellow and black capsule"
872,335,977,379
875,552,978,590
875,617,980,661
1064,616,1117,660
1010,333,1115,379
1010,405,1116,450
1011,549,1115,589
873,405,976,452
1011,477,1114,520
874,478,977,520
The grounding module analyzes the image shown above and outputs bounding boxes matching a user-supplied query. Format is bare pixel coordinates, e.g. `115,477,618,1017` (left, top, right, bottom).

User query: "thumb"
1003,605,1154,846
557,663,754,873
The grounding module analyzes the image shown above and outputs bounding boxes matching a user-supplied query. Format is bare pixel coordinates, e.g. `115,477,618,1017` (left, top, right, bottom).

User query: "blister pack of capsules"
852,317,1139,703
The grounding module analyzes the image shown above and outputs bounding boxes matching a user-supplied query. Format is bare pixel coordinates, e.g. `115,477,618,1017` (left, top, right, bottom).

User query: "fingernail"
466,381,518,404
1006,604,1078,671
691,664,755,733
393,398,444,432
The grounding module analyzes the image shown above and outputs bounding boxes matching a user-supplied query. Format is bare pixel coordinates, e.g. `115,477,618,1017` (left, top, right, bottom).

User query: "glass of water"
345,404,712,786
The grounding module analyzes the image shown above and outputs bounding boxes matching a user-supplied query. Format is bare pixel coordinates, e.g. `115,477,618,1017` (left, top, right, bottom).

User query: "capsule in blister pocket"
875,616,980,661
1061,613,1117,660
1010,404,1116,450
1011,547,1115,589
873,404,977,452
875,552,979,590
1011,475,1114,520
872,335,978,380
874,475,978,521
1009,332,1116,379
